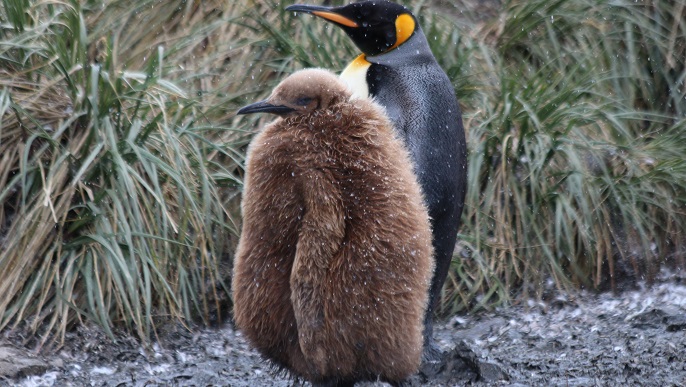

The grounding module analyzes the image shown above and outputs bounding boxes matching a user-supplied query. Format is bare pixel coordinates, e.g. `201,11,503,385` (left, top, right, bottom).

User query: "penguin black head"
286,1,417,56
237,69,350,117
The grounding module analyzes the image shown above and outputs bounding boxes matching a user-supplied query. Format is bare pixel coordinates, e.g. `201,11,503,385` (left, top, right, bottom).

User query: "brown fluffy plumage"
232,68,434,385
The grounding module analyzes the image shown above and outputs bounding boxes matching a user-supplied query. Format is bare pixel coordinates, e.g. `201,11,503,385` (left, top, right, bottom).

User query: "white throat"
339,54,371,100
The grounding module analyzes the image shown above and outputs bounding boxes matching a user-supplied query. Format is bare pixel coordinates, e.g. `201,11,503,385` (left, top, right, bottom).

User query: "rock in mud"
0,346,49,379
627,308,668,329
414,340,507,385
664,315,686,332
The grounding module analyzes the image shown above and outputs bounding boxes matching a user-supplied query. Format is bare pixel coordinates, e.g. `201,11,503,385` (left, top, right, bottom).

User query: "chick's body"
232,69,434,385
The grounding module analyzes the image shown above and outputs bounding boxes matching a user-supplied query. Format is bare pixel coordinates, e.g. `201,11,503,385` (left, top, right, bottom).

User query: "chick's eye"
296,97,313,106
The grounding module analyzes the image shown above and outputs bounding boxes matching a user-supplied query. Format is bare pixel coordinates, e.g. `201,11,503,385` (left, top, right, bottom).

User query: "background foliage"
0,0,684,345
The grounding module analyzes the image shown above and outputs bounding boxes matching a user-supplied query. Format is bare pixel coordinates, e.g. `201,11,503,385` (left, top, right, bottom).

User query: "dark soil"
3,276,686,386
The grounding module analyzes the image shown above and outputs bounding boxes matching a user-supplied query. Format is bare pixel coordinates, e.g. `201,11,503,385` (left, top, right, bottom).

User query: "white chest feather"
340,54,371,100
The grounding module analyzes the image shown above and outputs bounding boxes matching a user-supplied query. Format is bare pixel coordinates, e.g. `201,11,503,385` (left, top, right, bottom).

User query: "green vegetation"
1,0,684,345
441,0,686,314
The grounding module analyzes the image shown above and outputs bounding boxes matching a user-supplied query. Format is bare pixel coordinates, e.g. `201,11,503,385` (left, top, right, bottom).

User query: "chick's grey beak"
285,4,331,13
237,100,295,115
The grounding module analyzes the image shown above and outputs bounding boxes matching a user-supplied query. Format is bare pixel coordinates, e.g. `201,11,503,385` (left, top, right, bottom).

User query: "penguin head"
286,1,417,56
238,69,350,117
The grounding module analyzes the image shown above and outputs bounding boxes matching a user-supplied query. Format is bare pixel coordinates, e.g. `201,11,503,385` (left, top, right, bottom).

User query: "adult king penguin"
286,1,468,360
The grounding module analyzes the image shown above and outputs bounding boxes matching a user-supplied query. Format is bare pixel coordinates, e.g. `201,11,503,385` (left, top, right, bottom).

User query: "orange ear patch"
312,11,359,28
390,13,415,50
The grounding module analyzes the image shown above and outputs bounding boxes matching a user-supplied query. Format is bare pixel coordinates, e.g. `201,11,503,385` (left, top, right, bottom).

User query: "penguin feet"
310,379,355,387
421,337,444,365
386,379,414,387
418,340,446,381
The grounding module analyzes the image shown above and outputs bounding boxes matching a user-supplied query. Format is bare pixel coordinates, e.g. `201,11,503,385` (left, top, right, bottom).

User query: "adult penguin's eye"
296,97,313,106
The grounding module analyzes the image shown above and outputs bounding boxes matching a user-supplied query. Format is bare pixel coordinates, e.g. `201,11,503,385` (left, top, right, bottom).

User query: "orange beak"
286,5,359,28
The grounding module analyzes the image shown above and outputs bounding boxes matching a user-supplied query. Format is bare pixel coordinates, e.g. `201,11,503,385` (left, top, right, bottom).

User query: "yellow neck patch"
340,54,372,99
390,13,415,50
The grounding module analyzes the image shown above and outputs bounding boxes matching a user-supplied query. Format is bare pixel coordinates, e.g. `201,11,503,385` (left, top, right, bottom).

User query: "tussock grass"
1,0,685,344
0,0,265,346
440,0,686,314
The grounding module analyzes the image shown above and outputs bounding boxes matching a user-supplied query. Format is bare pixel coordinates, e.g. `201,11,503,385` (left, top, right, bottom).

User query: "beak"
285,4,359,28
237,100,295,115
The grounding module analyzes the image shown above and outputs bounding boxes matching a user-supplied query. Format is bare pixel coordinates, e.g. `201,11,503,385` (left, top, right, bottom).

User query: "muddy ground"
2,274,685,386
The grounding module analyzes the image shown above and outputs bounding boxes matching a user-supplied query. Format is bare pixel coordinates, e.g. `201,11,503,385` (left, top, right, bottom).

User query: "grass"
0,0,254,347
1,0,685,345
440,0,686,314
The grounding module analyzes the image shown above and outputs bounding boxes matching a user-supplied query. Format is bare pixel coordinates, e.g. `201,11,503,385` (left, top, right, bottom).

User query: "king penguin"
233,69,434,386
285,0,468,360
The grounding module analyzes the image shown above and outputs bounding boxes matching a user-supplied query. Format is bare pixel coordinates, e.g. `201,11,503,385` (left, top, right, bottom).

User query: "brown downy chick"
232,68,434,386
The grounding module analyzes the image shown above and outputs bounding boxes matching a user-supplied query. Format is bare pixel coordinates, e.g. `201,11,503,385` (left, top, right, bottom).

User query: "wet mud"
3,279,686,386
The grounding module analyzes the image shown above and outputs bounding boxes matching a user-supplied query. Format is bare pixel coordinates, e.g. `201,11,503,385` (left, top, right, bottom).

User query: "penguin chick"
232,68,434,386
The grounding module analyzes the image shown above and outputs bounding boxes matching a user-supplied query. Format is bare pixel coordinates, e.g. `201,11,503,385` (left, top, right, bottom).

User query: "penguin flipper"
290,169,346,375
